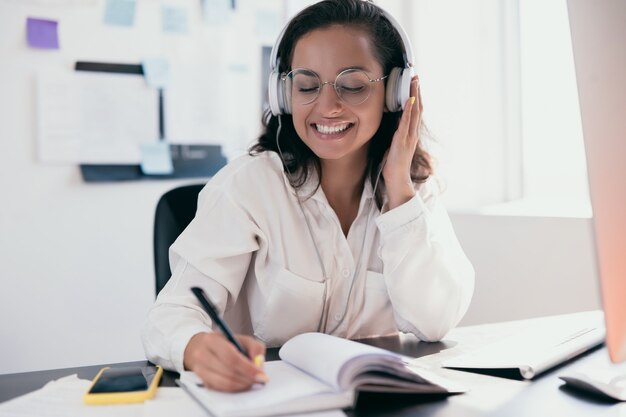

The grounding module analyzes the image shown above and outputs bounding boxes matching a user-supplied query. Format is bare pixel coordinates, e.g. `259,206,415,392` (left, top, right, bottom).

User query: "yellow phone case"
83,365,163,405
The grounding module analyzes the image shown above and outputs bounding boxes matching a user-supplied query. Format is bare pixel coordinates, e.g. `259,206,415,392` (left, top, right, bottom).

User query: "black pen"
190,287,249,358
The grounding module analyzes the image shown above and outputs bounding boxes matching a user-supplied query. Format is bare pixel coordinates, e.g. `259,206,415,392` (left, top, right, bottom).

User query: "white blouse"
142,152,475,372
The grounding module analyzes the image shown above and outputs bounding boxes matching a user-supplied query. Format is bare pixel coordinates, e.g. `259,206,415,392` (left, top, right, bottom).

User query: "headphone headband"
268,1,414,115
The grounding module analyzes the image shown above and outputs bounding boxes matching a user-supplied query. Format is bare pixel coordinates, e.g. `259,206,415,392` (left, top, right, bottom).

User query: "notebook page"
179,361,347,417
279,333,399,390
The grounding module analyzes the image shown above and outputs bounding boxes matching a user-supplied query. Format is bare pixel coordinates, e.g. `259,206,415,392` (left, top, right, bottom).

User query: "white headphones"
267,2,415,116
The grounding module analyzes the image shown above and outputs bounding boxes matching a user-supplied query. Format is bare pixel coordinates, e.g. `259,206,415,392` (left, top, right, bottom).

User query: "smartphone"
83,365,163,405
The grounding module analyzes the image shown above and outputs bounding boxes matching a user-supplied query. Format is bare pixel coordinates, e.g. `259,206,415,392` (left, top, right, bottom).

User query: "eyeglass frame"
282,67,389,107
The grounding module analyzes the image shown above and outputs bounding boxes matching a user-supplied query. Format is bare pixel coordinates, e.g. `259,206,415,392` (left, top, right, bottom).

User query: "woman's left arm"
376,183,475,342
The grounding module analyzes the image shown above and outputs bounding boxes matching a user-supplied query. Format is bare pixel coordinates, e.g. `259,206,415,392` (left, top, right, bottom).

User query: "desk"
1,323,624,416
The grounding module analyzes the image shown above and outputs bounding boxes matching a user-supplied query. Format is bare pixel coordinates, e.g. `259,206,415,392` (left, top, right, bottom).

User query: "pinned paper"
140,142,174,175
162,5,189,34
37,71,158,164
142,58,171,88
103,0,136,27
202,0,231,25
26,17,59,49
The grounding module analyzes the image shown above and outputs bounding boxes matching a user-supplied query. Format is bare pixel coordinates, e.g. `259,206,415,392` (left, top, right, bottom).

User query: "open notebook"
178,332,466,417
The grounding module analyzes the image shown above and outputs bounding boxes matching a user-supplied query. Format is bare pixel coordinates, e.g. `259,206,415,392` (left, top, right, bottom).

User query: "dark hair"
249,0,432,207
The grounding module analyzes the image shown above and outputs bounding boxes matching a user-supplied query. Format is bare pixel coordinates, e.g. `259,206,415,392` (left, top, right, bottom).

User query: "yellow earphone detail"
83,365,163,405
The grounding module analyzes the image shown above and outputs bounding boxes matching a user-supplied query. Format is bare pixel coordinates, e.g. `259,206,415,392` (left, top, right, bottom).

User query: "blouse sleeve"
141,185,260,372
375,180,475,342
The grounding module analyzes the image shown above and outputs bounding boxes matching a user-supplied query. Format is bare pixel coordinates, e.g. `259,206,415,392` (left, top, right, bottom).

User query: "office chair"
153,184,205,296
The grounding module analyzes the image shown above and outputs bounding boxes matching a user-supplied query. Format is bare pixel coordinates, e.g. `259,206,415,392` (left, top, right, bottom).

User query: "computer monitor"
567,0,626,363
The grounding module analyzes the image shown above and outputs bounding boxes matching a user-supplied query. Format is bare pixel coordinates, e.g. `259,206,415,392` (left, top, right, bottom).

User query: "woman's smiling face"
289,25,386,165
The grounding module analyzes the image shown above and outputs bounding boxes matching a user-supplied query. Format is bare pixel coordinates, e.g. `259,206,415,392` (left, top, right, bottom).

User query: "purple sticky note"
27,17,59,49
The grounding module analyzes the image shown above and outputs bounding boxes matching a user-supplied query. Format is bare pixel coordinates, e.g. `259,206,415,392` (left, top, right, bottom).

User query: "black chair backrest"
153,184,204,296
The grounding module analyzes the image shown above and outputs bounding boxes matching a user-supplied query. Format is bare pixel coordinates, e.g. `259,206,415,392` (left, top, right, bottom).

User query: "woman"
142,0,474,392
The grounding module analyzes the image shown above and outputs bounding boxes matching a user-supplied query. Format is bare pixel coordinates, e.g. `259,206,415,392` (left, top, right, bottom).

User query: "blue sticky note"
142,58,171,88
104,0,136,27
26,17,59,49
162,5,188,34
202,0,231,25
140,142,174,175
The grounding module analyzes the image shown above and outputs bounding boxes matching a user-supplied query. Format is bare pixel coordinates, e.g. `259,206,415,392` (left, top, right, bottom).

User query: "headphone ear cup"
268,70,284,116
283,74,292,115
385,67,403,112
385,67,414,112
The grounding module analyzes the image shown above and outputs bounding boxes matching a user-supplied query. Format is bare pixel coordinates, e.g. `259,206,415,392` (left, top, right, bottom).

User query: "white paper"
0,374,201,417
163,62,228,145
37,71,159,164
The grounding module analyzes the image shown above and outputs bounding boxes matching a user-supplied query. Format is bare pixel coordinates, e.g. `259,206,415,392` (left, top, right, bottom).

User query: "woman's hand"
183,332,268,392
382,76,422,210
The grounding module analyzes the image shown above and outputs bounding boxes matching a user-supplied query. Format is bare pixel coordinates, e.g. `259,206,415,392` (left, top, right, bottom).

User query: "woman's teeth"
315,123,351,134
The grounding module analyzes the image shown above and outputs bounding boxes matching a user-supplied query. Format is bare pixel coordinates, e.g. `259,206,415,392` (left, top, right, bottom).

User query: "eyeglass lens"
287,69,377,106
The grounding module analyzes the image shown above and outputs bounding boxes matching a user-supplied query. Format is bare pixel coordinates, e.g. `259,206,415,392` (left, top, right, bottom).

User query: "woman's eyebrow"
337,65,369,74
289,65,374,76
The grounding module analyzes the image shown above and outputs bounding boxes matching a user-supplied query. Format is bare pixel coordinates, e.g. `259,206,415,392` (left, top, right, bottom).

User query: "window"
400,0,523,210
517,0,590,217
398,0,589,215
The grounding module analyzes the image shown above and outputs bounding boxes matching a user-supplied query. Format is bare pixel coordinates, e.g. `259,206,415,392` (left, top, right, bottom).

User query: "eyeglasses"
284,68,388,106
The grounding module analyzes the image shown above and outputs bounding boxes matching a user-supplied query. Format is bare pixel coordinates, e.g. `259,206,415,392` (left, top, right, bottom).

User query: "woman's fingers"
209,340,267,382
239,335,267,370
396,93,414,144
183,332,268,392
408,76,421,138
395,76,420,146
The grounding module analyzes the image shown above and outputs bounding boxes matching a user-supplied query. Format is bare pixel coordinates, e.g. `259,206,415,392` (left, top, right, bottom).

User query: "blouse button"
334,314,342,321
341,269,350,278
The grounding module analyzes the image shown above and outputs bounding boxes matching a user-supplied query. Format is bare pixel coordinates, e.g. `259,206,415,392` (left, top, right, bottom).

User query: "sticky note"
103,0,136,27
202,0,231,25
26,17,59,49
140,142,174,175
142,58,171,88
162,5,188,34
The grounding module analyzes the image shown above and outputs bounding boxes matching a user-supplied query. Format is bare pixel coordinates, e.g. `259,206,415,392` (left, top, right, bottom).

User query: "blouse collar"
268,152,376,206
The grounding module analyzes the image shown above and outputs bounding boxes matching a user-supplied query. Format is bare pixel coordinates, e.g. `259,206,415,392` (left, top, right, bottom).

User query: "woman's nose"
315,83,343,113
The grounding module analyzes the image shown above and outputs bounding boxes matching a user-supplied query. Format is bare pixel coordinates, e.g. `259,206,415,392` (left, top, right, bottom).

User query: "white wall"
0,0,601,375
453,213,600,326
0,0,251,375
0,51,193,373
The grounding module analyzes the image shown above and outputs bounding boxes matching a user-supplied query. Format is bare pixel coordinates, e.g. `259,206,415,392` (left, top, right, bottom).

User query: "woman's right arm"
141,186,266,390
